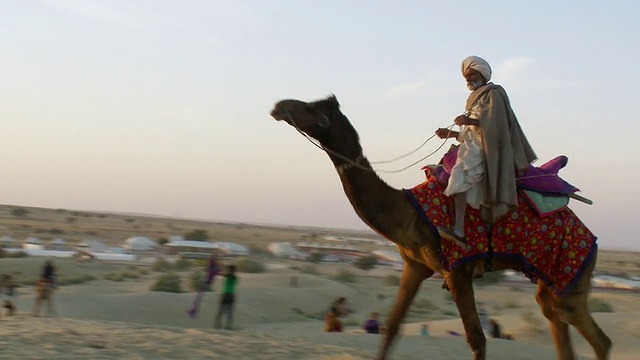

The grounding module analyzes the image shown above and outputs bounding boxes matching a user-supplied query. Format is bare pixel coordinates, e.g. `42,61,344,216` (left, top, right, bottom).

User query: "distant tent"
267,242,307,259
0,235,15,245
164,240,218,258
77,240,107,253
23,237,43,250
164,240,218,249
50,238,67,250
169,235,185,243
214,242,249,256
124,236,158,251
24,237,41,245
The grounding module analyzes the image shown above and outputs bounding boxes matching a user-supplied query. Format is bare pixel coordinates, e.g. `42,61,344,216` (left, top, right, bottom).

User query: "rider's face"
463,68,486,90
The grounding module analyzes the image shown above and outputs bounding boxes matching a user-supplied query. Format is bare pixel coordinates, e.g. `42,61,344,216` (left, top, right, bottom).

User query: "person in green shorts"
214,264,238,329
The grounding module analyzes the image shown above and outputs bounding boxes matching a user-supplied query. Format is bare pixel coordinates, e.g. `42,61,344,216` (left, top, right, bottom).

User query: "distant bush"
104,272,125,282
442,310,457,317
156,237,169,246
235,257,266,273
152,258,172,272
184,229,208,241
122,271,140,279
332,269,355,283
589,298,614,313
308,253,322,264
5,251,28,258
173,258,192,271
58,274,96,285
10,208,29,217
103,270,141,282
383,274,400,286
150,273,182,293
292,264,318,275
248,244,269,255
353,255,378,270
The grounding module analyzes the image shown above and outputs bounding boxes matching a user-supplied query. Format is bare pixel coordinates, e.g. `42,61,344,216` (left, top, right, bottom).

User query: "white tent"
23,237,44,250
124,236,158,251
50,238,68,250
165,240,218,250
0,235,15,246
24,237,41,244
268,242,307,259
77,240,108,253
51,238,66,245
214,242,249,256
169,235,185,243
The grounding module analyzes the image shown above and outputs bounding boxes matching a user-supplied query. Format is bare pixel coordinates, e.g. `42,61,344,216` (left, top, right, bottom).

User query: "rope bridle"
283,108,455,174
282,107,582,202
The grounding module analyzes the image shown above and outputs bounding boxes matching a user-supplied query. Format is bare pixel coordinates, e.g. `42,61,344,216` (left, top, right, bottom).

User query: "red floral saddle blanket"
405,175,597,295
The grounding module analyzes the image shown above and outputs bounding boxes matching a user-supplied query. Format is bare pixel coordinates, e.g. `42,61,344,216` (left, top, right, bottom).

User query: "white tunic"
444,109,485,209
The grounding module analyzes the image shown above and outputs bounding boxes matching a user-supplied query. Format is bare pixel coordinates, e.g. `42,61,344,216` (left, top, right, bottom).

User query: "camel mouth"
270,107,285,121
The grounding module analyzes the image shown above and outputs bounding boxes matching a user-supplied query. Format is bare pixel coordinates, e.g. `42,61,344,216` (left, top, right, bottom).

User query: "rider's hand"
454,115,469,126
435,128,451,139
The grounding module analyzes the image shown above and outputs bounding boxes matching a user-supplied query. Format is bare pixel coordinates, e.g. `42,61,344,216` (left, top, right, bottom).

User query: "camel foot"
438,227,468,248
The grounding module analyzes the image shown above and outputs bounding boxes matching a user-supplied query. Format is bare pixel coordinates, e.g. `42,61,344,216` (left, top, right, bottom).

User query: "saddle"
427,146,589,217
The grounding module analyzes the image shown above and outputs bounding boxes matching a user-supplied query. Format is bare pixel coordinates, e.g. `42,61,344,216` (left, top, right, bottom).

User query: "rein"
284,109,455,174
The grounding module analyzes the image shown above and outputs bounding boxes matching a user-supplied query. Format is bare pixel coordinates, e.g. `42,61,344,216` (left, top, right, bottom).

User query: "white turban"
461,56,492,82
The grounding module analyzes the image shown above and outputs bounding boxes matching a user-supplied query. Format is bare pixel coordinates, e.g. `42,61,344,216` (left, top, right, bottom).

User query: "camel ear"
328,94,340,107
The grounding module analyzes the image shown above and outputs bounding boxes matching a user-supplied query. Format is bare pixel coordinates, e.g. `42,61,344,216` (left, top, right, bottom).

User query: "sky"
1,1,639,250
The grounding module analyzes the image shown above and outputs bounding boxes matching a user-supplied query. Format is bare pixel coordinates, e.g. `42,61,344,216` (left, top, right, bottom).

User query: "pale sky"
2,1,638,250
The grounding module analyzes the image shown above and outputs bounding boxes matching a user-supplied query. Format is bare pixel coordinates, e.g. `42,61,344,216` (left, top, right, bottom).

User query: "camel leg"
377,261,432,360
536,283,575,360
447,266,486,360
570,309,611,360
556,254,611,360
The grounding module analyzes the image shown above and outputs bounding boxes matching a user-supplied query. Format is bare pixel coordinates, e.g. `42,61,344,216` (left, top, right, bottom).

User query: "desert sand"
1,205,639,359
2,256,639,360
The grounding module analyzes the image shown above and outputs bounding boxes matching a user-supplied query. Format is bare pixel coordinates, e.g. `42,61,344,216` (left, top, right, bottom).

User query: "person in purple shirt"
363,312,381,334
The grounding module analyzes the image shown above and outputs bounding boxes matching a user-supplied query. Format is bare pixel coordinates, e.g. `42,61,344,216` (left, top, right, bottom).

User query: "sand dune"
2,257,639,359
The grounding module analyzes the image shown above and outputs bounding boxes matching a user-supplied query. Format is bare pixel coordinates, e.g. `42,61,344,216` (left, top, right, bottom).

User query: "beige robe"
465,83,537,222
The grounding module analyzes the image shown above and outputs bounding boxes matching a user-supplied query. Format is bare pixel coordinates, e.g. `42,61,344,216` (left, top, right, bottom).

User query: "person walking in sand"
420,324,429,336
33,260,57,316
324,297,350,332
187,253,219,318
214,264,238,329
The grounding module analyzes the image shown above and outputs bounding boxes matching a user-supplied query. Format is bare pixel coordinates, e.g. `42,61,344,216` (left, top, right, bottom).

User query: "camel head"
270,95,360,148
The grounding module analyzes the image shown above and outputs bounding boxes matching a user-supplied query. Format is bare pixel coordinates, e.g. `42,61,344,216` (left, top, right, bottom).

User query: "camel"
270,95,611,360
